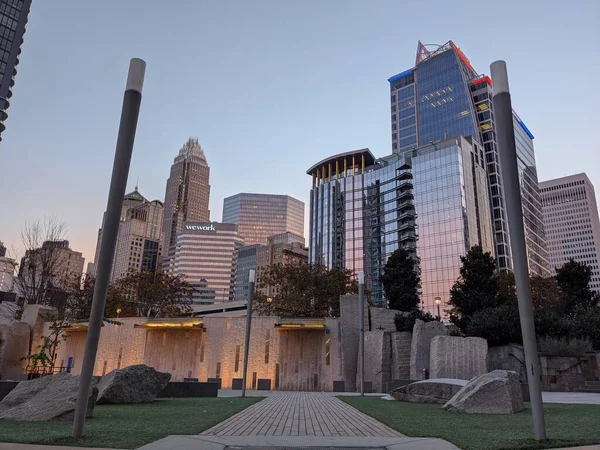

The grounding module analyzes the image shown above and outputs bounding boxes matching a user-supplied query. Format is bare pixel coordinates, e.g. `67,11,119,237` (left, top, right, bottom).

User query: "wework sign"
185,224,216,232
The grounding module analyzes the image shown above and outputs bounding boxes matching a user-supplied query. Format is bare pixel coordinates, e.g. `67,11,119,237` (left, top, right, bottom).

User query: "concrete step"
574,387,600,393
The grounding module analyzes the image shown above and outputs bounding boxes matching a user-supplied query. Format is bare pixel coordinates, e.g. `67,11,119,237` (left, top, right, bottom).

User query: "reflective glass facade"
389,40,549,276
0,0,31,141
233,244,260,301
308,137,493,312
222,193,305,246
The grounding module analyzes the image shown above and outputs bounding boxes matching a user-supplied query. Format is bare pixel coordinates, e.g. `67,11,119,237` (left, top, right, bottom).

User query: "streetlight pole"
358,271,365,396
72,58,146,438
241,269,255,398
491,60,546,441
435,297,441,319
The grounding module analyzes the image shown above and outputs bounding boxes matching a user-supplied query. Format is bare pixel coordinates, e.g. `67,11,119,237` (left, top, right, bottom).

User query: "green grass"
0,397,262,449
341,397,600,450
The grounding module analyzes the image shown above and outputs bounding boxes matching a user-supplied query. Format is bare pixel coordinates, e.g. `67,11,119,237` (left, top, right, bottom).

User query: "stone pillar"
392,331,412,380
429,336,488,380
0,322,30,380
340,294,368,391
409,319,447,380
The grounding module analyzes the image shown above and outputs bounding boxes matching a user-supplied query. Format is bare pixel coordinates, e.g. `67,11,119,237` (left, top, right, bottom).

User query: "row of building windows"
540,179,585,192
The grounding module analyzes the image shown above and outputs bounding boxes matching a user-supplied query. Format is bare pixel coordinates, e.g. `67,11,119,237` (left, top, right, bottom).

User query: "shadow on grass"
340,397,600,450
0,397,262,449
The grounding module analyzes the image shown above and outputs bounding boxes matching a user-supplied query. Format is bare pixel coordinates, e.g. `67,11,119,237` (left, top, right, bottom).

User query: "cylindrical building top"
490,60,510,96
126,58,146,94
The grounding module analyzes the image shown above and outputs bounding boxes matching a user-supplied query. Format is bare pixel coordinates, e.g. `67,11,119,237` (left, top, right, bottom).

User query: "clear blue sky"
1,0,599,264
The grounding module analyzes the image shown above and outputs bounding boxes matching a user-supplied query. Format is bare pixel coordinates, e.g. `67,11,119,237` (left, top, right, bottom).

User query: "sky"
0,0,599,265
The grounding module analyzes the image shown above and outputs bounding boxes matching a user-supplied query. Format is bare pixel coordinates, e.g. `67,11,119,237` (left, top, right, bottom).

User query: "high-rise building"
540,173,600,291
92,187,163,281
169,222,243,304
0,255,16,291
307,137,494,311
110,198,164,282
163,138,211,268
389,40,549,276
0,240,6,257
232,244,260,302
256,232,308,298
0,0,31,142
18,240,85,291
222,193,304,246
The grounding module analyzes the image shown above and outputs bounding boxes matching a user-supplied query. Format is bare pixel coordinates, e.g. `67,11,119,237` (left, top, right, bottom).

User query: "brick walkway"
202,392,402,437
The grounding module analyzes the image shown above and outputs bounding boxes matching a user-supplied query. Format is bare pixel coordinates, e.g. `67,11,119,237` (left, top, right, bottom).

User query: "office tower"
91,186,163,280
233,244,260,301
0,0,31,142
222,193,304,246
0,255,15,291
307,137,494,311
18,240,85,291
256,232,308,297
540,174,600,291
389,40,549,276
163,138,211,265
169,222,243,304
110,199,164,282
0,241,6,257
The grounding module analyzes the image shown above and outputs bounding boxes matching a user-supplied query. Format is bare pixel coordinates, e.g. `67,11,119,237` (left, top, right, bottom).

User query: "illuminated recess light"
460,111,469,116
481,123,492,131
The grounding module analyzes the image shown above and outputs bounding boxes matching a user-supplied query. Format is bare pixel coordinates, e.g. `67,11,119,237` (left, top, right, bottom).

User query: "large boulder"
443,370,524,414
429,335,488,380
390,378,467,404
97,364,171,404
410,319,448,380
0,372,98,421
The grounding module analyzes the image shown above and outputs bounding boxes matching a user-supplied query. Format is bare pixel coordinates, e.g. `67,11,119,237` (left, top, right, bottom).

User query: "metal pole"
358,271,365,396
72,58,145,438
491,60,546,441
241,269,255,398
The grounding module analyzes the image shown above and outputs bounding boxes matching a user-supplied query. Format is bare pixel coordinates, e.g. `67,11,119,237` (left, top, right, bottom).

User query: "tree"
449,245,500,328
109,271,193,318
13,218,69,309
253,262,358,318
380,248,420,311
556,259,597,313
530,275,562,312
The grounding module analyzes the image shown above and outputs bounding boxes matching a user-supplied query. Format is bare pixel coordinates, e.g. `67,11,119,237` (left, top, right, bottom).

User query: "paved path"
542,392,600,405
202,391,402,437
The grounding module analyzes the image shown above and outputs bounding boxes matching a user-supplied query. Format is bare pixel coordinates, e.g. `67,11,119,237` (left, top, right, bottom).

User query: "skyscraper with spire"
162,138,211,267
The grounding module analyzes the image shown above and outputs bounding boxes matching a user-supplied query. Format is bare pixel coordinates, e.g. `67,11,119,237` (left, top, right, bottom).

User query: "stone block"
0,372,97,420
340,295,368,391
410,319,447,380
359,331,393,392
390,378,467,404
97,364,171,404
443,370,524,414
429,336,487,380
0,302,18,325
1,321,30,380
369,307,397,331
392,332,412,380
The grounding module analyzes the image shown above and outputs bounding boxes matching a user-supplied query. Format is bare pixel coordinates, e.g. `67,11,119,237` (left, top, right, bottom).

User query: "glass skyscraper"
389,41,549,276
307,136,493,311
222,193,304,246
0,0,31,142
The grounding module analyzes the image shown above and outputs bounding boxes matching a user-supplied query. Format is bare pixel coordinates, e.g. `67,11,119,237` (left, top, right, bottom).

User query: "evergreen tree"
449,245,499,328
380,248,420,311
556,259,597,313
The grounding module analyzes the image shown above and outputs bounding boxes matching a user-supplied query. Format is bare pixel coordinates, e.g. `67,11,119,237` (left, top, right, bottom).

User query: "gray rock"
409,319,448,380
429,335,488,380
443,370,524,414
390,378,467,404
0,372,97,421
97,364,171,404
0,301,19,325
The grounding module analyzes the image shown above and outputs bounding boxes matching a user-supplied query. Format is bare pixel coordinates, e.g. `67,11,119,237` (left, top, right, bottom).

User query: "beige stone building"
256,232,308,297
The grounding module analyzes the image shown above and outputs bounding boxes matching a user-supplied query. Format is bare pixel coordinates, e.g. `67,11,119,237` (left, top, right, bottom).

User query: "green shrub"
572,307,600,350
538,337,593,357
464,304,522,346
394,309,438,332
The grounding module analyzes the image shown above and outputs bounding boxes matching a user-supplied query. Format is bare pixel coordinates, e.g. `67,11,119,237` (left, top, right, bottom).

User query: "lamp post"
267,297,272,316
491,60,546,440
358,271,365,396
72,58,146,438
241,269,255,398
434,297,441,319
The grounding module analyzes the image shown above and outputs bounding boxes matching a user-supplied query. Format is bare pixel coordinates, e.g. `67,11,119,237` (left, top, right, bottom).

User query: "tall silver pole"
241,269,255,398
358,271,365,396
72,58,145,438
491,60,546,440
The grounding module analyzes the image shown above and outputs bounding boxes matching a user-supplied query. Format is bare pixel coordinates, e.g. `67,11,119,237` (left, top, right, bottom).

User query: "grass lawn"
0,397,261,449
341,397,600,450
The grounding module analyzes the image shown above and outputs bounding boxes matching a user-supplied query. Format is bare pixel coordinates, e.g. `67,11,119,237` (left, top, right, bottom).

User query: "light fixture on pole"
241,269,255,398
434,297,442,319
267,297,273,316
358,271,365,396
72,58,146,438
490,60,546,440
